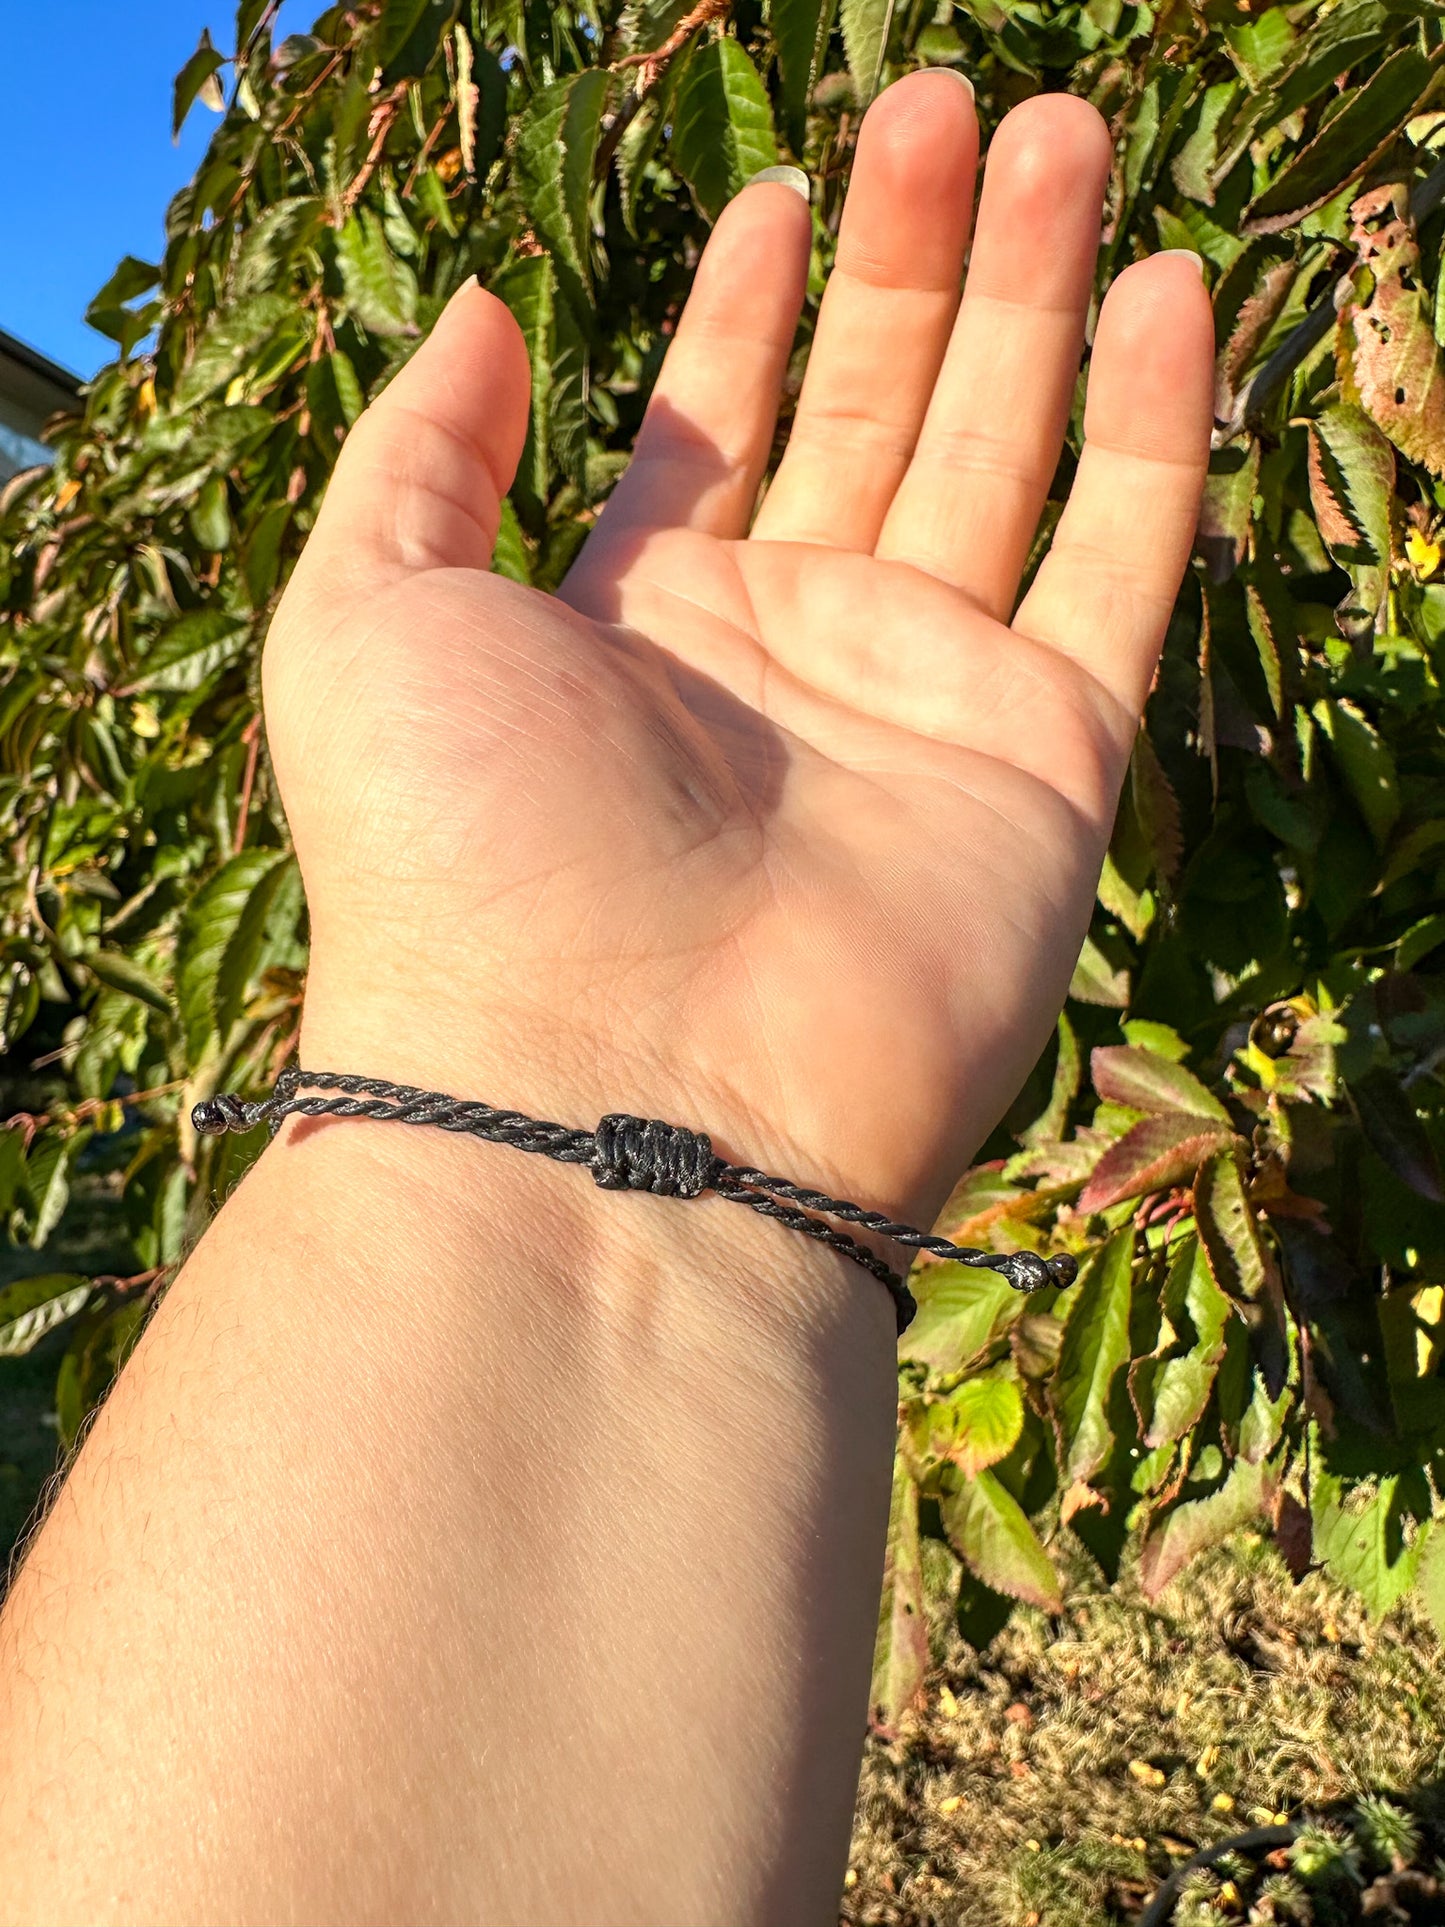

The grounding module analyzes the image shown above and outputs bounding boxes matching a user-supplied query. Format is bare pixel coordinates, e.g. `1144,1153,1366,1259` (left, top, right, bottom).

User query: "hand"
266,73,1212,1230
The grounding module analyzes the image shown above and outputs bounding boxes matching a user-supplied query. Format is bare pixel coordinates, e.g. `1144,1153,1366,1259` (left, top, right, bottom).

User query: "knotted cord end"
191,1093,258,1137
991,1250,1078,1294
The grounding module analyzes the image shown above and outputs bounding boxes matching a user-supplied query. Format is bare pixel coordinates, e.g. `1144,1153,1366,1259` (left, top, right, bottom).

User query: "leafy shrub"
1,0,1443,1680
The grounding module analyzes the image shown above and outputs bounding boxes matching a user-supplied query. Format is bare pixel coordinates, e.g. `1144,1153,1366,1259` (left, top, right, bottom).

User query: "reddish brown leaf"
1079,1114,1236,1214
1091,1046,1231,1122
1273,1489,1313,1582
1341,271,1445,478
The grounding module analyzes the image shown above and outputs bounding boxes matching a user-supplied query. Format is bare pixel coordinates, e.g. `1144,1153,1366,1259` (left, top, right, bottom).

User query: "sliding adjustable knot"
191,1092,257,1137
592,1114,717,1199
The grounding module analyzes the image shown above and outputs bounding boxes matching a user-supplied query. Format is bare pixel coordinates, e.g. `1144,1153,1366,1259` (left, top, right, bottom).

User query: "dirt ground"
843,1536,1444,1926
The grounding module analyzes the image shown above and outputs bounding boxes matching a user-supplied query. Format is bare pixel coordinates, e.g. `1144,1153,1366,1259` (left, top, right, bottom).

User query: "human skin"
0,72,1212,1927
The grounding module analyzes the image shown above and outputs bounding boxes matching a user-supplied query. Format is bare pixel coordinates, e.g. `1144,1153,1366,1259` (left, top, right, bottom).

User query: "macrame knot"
191,1092,255,1137
592,1114,716,1199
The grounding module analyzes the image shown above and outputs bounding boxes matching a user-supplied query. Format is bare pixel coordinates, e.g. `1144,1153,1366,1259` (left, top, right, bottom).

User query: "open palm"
266,76,1212,1234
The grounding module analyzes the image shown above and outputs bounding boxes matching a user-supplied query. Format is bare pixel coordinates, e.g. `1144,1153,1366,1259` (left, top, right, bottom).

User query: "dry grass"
843,1535,1445,1926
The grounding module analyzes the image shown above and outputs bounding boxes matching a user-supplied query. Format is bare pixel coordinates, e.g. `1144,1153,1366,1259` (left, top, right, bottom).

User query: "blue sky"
1,2,303,378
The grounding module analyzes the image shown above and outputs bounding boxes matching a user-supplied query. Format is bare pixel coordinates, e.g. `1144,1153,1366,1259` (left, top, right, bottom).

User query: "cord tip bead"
1047,1253,1079,1289
191,1093,253,1137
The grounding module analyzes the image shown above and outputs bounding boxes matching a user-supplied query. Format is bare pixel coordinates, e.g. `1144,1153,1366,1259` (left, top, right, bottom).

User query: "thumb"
298,278,532,590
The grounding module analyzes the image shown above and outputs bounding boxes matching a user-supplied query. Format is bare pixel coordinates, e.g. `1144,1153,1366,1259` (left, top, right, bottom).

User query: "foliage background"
2,0,1444,1707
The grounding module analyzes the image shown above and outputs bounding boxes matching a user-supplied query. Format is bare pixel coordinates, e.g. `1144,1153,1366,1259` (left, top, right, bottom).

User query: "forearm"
0,1111,896,1926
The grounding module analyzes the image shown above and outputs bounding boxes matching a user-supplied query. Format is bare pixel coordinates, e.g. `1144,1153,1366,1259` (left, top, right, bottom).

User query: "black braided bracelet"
192,1068,1079,1334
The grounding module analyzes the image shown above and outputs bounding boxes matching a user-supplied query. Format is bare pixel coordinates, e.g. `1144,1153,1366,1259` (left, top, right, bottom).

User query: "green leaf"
128,609,250,695
1079,1114,1235,1215
85,256,162,342
899,1263,1025,1373
189,474,232,552
1090,1045,1231,1124
1398,912,1445,973
1022,1011,1081,1147
215,853,298,1037
337,211,419,338
0,1275,92,1358
915,1376,1025,1478
88,949,172,1015
669,37,779,223
1313,1470,1430,1619
174,28,226,139
173,292,297,410
1195,1147,1268,1302
1139,1457,1273,1598
492,253,557,515
177,850,289,1058
1307,405,1395,567
1222,9,1295,89
841,0,896,106
24,1133,79,1249
1144,1237,1234,1449
1314,698,1400,846
941,1470,1062,1612
870,1456,929,1733
1068,931,1130,1008
516,70,612,297
1053,1227,1134,1487
772,0,838,147
493,497,531,583
232,197,322,300
1244,45,1438,234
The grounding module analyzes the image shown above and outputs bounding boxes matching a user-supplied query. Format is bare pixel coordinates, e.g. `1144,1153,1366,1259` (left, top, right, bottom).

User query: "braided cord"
193,1069,1079,1334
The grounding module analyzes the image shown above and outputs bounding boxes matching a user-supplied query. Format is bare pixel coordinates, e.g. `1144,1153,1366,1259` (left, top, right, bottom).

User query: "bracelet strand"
192,1068,1079,1334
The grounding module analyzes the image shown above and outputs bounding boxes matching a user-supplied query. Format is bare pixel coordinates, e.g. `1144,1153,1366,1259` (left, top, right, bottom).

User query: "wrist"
260,1084,902,1357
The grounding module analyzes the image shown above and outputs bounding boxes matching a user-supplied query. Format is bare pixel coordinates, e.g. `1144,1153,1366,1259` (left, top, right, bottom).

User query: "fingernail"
747,164,810,201
1161,248,1206,277
922,66,974,98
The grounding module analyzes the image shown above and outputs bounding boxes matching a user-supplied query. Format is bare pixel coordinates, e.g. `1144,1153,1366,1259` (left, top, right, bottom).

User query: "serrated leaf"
174,28,226,139
1054,1227,1134,1487
669,37,779,223
0,1275,92,1357
1313,1470,1429,1618
941,1470,1062,1612
128,609,249,695
492,253,556,515
177,850,289,1059
1308,405,1395,564
1195,1147,1268,1302
915,1376,1025,1478
1144,1237,1234,1448
841,0,895,106
1197,440,1260,582
1091,1046,1231,1124
337,211,419,337
1069,931,1130,1008
899,1263,1025,1373
1342,268,1445,478
0,1128,25,1218
232,197,322,300
88,948,172,1015
1079,1114,1235,1214
1139,1457,1273,1598
870,1456,929,1734
516,70,612,296
1244,45,1438,234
